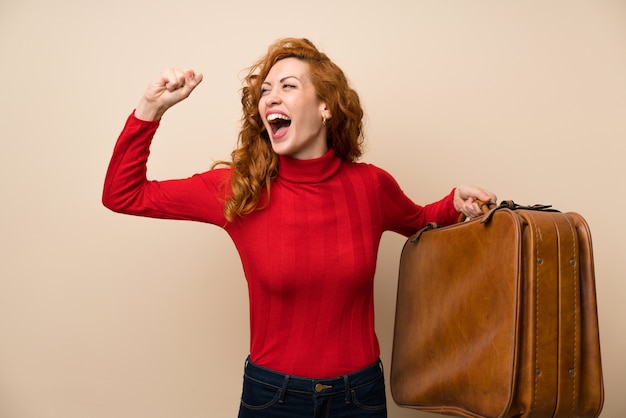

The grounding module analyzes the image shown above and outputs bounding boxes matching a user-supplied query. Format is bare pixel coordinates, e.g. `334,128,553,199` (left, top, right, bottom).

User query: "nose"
264,89,281,106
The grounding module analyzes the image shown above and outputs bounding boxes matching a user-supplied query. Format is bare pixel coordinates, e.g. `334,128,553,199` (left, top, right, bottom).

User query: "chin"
270,145,288,156
270,140,291,156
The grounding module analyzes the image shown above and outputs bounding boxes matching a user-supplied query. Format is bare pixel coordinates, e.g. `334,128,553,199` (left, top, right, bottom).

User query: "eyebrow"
261,76,301,86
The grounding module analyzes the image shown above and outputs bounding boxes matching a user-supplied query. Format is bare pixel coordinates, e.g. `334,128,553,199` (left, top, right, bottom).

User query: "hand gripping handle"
457,200,497,223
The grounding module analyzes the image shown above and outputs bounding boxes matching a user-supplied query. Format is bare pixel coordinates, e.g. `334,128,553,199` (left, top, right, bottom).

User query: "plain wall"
1,0,624,417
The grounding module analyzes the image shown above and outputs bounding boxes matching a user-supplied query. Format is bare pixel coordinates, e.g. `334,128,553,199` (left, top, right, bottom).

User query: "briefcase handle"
457,200,557,223
457,200,497,223
412,200,558,243
411,201,496,243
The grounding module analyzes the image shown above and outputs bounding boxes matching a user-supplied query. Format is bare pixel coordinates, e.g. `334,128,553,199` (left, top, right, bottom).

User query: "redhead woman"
103,38,496,417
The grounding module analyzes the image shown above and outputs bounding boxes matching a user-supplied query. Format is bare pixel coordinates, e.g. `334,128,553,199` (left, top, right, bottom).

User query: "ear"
320,103,332,120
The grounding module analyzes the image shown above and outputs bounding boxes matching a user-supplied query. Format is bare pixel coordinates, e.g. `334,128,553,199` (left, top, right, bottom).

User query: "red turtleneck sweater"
103,112,459,378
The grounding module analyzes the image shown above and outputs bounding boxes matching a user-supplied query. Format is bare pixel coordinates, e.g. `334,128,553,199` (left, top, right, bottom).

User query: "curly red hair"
214,38,364,221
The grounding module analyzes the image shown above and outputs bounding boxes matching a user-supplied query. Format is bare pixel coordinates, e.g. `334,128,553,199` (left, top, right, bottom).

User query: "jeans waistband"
243,357,384,400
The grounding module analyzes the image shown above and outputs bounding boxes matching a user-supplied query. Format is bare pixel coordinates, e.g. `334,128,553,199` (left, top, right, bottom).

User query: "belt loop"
279,375,290,403
343,374,351,404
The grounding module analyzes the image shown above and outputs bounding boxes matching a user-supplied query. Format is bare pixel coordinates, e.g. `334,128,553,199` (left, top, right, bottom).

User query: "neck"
277,149,341,184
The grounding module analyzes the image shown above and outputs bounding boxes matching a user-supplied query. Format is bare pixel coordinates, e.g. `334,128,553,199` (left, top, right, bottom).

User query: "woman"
103,38,496,417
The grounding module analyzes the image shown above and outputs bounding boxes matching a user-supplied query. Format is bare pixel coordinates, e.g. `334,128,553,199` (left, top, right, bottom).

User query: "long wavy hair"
213,38,364,221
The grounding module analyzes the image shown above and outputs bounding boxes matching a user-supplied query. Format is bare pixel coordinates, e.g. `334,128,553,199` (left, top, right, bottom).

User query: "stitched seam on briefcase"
532,213,539,416
566,216,579,415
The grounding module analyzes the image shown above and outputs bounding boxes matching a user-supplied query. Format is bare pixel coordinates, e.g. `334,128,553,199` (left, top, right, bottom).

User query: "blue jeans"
238,357,387,418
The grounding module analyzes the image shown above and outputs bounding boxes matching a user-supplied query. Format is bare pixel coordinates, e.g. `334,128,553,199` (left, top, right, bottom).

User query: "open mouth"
267,113,291,137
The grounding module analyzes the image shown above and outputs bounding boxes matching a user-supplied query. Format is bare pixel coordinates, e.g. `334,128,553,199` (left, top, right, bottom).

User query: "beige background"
1,0,624,417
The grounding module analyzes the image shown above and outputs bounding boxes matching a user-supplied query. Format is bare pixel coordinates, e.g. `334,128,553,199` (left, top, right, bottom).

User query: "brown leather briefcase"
390,201,604,418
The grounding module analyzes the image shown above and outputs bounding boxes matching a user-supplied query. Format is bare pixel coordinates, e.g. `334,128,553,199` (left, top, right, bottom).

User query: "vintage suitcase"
390,201,604,418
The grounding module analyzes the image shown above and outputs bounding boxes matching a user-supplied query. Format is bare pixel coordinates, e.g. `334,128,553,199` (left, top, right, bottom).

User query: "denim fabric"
238,357,387,418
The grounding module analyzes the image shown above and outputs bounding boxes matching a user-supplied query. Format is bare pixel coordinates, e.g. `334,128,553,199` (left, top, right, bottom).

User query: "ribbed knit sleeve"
102,111,230,226
372,165,459,237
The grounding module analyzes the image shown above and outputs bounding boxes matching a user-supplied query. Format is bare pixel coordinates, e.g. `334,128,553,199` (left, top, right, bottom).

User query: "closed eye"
260,82,272,95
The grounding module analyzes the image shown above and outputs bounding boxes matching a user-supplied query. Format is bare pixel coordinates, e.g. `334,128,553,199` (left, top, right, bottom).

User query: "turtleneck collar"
277,149,342,184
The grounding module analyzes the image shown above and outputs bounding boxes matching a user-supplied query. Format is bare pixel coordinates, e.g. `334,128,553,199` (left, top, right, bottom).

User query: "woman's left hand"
453,185,497,219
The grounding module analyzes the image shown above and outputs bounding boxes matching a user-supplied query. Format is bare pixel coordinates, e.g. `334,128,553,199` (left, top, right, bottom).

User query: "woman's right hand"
135,68,203,121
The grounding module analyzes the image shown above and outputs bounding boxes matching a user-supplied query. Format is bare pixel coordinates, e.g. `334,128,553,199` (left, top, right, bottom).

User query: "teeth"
267,113,291,122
